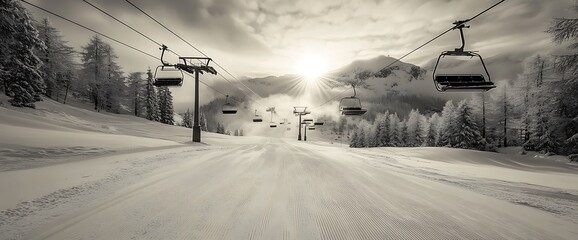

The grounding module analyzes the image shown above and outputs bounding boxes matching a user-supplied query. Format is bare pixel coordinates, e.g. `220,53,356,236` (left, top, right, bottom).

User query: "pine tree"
234,129,239,136
357,127,366,148
349,128,359,148
200,112,208,131
425,113,440,146
79,36,124,112
439,100,457,147
398,119,408,146
406,109,425,147
376,111,390,147
158,86,174,125
35,18,75,100
388,113,401,146
144,68,160,121
127,72,144,117
182,108,192,128
1,0,45,107
547,2,578,154
239,129,244,136
454,100,483,149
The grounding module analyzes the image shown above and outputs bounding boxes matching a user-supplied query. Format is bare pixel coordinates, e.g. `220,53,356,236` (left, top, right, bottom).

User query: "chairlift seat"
341,107,367,116
308,127,316,130
314,122,324,126
339,96,367,116
435,74,496,91
153,77,183,87
270,124,277,128
154,65,184,87
253,116,263,122
222,104,238,114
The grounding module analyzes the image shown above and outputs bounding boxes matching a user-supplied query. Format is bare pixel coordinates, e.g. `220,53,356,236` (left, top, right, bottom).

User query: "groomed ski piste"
1,96,577,239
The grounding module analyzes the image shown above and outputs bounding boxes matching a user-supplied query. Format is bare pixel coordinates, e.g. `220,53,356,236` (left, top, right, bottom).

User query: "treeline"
179,97,244,136
350,4,578,155
0,1,176,125
350,100,488,150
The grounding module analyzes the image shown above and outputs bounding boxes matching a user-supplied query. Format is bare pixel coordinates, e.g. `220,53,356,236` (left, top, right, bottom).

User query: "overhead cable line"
124,0,266,107
21,0,160,61
81,0,244,102
24,0,237,103
313,0,507,109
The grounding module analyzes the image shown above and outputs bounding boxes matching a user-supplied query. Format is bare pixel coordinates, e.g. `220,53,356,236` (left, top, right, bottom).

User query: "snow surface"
1,97,578,239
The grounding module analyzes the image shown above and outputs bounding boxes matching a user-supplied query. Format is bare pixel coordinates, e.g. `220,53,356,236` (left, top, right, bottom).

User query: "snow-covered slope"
0,95,255,171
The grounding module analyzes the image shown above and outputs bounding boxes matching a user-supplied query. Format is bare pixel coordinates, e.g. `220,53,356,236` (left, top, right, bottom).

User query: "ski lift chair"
340,97,367,116
253,110,263,122
270,123,277,128
153,65,184,87
433,21,496,92
221,95,238,114
339,83,367,116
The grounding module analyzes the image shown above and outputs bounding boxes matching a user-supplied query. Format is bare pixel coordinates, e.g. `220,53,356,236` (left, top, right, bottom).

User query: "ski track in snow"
0,139,577,239
352,149,578,224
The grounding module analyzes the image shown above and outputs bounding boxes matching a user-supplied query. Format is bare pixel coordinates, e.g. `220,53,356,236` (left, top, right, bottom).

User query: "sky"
23,0,575,77
21,0,576,114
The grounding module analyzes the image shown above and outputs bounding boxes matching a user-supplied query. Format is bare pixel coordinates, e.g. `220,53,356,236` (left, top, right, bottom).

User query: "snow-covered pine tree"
101,45,124,113
357,127,366,148
523,56,560,153
80,35,122,112
363,120,377,147
398,119,408,147
234,129,239,136
1,0,45,108
200,112,208,131
547,3,578,154
425,113,440,146
144,68,160,121
376,111,390,147
453,100,483,149
406,109,425,147
35,18,75,100
182,108,192,128
388,113,401,146
438,100,457,147
349,128,359,148
157,86,174,125
127,72,144,117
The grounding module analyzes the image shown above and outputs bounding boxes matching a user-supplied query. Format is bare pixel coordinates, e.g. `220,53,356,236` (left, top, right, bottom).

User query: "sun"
296,55,328,81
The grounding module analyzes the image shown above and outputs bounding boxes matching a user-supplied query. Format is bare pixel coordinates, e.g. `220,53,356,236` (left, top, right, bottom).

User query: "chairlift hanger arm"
179,57,213,66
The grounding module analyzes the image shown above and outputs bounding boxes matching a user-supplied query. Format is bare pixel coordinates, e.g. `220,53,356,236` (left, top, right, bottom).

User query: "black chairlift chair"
270,123,278,128
314,122,324,126
153,65,184,87
340,84,367,116
433,21,496,92
221,95,238,114
253,110,263,122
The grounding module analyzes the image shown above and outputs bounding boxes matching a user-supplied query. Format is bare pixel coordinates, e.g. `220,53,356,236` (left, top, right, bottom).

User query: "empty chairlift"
266,107,277,128
253,110,263,122
221,95,238,114
153,65,184,87
432,21,496,92
340,84,367,116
